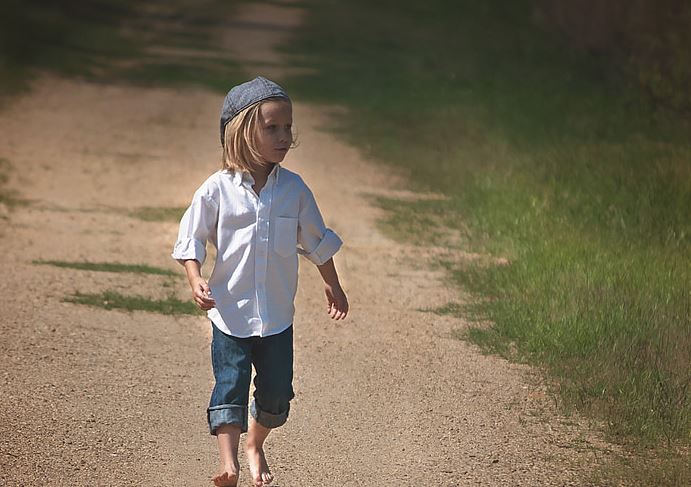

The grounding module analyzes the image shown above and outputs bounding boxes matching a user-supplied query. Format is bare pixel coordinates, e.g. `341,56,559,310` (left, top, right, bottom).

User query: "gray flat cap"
220,76,290,143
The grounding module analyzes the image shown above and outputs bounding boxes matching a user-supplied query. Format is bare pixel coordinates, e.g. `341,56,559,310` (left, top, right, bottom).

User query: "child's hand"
324,284,348,320
191,277,216,311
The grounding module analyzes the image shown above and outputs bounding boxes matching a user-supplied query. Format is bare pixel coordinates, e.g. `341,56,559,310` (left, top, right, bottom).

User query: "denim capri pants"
207,323,295,435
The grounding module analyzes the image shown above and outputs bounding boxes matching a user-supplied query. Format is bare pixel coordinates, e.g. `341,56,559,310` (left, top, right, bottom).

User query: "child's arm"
171,179,220,311
295,182,348,320
183,259,216,311
317,258,348,320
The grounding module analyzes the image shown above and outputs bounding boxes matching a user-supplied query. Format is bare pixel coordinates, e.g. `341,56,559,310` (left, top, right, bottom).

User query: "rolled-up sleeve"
171,187,218,266
297,186,343,265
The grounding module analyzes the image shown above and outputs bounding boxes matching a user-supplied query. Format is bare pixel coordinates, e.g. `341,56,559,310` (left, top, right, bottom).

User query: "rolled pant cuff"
250,400,289,429
208,404,247,435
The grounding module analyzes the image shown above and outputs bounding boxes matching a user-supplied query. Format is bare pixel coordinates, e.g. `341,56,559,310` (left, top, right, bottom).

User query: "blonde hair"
221,98,295,173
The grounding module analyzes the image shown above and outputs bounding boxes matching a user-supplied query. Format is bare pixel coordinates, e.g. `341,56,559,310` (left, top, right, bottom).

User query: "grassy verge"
34,259,177,276
64,290,199,315
287,0,690,482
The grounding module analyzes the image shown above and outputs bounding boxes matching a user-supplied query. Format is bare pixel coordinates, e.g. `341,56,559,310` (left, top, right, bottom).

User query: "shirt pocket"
273,216,298,257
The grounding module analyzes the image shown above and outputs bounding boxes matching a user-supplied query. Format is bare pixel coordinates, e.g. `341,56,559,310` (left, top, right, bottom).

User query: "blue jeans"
207,324,294,435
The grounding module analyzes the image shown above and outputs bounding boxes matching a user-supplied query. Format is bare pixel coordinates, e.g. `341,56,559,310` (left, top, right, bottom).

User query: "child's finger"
334,299,347,316
195,288,215,302
196,281,213,297
194,294,215,310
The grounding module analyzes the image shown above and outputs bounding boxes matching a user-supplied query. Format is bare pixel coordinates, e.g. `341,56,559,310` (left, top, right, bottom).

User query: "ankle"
245,438,263,450
223,457,239,469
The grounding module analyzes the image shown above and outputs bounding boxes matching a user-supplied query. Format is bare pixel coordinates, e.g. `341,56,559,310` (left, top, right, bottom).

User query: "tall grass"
286,0,690,478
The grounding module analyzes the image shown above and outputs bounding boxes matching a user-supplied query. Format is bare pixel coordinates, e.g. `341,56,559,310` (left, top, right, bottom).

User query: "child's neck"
250,163,276,195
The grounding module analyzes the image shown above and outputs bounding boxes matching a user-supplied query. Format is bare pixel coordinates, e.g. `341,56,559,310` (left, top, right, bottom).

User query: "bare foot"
246,444,274,486
212,462,239,487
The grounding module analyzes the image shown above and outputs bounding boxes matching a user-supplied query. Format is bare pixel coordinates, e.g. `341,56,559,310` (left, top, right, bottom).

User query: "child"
172,76,349,487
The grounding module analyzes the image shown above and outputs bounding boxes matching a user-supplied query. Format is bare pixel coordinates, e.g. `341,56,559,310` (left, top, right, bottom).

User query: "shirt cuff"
298,229,343,265
171,238,207,265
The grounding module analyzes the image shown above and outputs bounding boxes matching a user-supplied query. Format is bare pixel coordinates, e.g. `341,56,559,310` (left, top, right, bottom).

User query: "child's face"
256,99,293,164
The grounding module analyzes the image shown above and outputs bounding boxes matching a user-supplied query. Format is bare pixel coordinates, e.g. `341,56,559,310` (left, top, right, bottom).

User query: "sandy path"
0,1,614,485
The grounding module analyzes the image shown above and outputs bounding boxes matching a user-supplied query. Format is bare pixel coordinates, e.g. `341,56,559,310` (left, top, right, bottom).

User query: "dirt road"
0,1,613,485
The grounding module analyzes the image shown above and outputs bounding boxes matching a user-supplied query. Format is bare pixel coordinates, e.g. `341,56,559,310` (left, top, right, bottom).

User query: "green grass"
34,259,177,276
589,449,690,486
288,0,690,482
64,290,199,315
129,206,186,223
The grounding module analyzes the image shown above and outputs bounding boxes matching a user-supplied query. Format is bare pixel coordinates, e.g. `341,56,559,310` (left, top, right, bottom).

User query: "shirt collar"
271,163,281,185
230,170,244,187
230,164,281,188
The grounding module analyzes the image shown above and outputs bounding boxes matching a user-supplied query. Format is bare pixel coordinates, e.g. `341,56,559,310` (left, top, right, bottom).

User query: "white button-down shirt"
172,165,342,338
